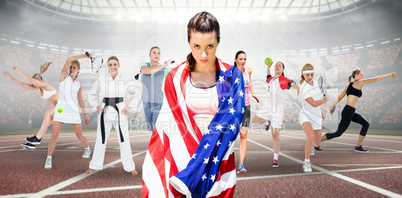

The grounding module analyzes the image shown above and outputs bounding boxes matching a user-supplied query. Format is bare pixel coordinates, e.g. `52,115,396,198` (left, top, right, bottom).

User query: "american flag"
142,58,245,198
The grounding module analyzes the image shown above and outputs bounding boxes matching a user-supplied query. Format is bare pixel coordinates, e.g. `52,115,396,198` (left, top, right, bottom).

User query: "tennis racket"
318,75,326,97
86,52,103,73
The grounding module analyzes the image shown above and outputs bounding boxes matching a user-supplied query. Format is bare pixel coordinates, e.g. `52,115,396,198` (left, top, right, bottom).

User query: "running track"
0,130,401,197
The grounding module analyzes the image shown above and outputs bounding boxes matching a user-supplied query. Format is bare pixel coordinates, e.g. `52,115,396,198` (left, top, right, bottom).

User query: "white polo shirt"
300,79,323,119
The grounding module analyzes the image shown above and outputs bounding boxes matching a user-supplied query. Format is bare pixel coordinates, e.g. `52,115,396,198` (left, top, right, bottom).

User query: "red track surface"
0,130,401,197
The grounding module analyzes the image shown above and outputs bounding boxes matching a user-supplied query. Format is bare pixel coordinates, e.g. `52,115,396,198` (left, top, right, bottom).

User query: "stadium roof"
25,0,375,21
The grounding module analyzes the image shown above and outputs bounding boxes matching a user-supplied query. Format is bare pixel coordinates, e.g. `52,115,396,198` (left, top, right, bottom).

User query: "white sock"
47,156,52,159
274,153,279,160
305,159,310,162
86,147,90,150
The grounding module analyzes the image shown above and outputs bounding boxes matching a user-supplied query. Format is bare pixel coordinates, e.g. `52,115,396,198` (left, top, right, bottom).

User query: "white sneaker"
303,161,312,173
82,147,91,159
44,158,52,169
310,149,315,156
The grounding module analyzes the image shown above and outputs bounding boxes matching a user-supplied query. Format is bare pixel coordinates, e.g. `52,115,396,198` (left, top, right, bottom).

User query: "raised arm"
60,53,91,82
12,64,50,88
140,61,168,75
359,72,398,86
3,71,35,90
77,85,89,125
266,62,272,76
247,68,259,103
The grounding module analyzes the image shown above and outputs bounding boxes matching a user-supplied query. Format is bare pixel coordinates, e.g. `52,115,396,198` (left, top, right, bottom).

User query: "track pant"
325,105,370,140
143,102,162,131
89,117,135,172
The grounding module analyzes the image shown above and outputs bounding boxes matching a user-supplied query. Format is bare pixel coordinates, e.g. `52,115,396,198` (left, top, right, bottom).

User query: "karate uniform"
88,74,139,172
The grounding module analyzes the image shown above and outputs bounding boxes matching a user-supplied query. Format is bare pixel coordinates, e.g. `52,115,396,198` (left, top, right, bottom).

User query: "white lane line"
280,131,402,143
281,134,402,153
248,139,402,198
0,134,151,153
51,185,142,195
28,150,147,198
237,165,402,181
0,185,142,197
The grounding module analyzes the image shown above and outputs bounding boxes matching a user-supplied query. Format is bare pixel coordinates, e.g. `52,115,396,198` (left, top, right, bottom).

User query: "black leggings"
325,105,370,140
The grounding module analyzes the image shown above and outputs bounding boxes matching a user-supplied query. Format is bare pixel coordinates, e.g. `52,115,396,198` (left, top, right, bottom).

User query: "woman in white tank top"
4,62,58,150
44,53,92,169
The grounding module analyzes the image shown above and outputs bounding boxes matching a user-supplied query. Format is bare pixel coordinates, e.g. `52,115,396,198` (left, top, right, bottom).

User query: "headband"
302,70,314,74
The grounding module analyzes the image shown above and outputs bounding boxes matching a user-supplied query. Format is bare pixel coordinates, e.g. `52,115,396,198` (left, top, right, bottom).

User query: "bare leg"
132,170,138,175
302,122,314,160
271,127,280,155
239,126,248,165
313,130,322,147
357,135,365,147
71,124,89,148
36,106,55,139
321,134,328,142
48,121,63,156
252,115,266,125
86,168,93,174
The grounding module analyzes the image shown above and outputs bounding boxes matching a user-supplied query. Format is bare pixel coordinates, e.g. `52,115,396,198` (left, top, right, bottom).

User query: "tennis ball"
265,57,273,65
57,108,63,113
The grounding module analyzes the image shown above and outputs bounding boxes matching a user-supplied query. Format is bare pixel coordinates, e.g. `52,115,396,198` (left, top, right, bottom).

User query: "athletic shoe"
310,148,315,156
26,135,42,144
303,161,312,173
237,164,247,174
272,159,279,167
354,145,369,153
82,147,92,159
44,158,52,169
21,143,36,150
264,120,271,131
314,146,322,151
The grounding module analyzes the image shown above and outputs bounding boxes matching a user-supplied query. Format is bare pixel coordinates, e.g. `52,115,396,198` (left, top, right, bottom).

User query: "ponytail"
32,61,53,80
300,75,305,84
348,69,361,83
186,52,196,72
348,75,353,83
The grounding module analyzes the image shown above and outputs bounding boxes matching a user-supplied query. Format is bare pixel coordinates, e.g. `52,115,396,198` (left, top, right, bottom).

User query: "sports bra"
346,82,362,98
40,89,57,100
185,75,219,119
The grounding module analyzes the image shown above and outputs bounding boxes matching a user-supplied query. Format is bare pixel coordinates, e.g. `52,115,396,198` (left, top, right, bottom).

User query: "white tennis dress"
53,75,82,123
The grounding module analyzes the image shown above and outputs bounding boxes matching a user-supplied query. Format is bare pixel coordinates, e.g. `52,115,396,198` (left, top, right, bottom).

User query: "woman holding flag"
142,11,244,198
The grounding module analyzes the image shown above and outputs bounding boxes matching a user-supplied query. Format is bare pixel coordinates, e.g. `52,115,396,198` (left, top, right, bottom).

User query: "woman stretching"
321,69,398,152
299,64,328,172
45,53,92,169
234,51,259,174
4,62,57,150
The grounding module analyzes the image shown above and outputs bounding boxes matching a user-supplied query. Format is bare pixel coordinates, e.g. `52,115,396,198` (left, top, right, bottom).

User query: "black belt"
101,97,124,144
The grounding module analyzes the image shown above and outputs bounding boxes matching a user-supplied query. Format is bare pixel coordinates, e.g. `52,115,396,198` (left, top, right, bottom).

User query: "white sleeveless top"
185,76,219,134
53,75,81,123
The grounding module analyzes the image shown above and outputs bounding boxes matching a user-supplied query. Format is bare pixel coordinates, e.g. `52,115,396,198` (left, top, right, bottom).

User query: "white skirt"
53,100,81,124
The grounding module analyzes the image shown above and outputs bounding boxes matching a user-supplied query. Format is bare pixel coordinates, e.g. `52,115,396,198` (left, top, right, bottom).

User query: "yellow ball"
57,108,63,113
265,57,273,65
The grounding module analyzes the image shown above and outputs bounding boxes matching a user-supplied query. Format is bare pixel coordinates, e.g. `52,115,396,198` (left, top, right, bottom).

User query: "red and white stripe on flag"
142,59,236,198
